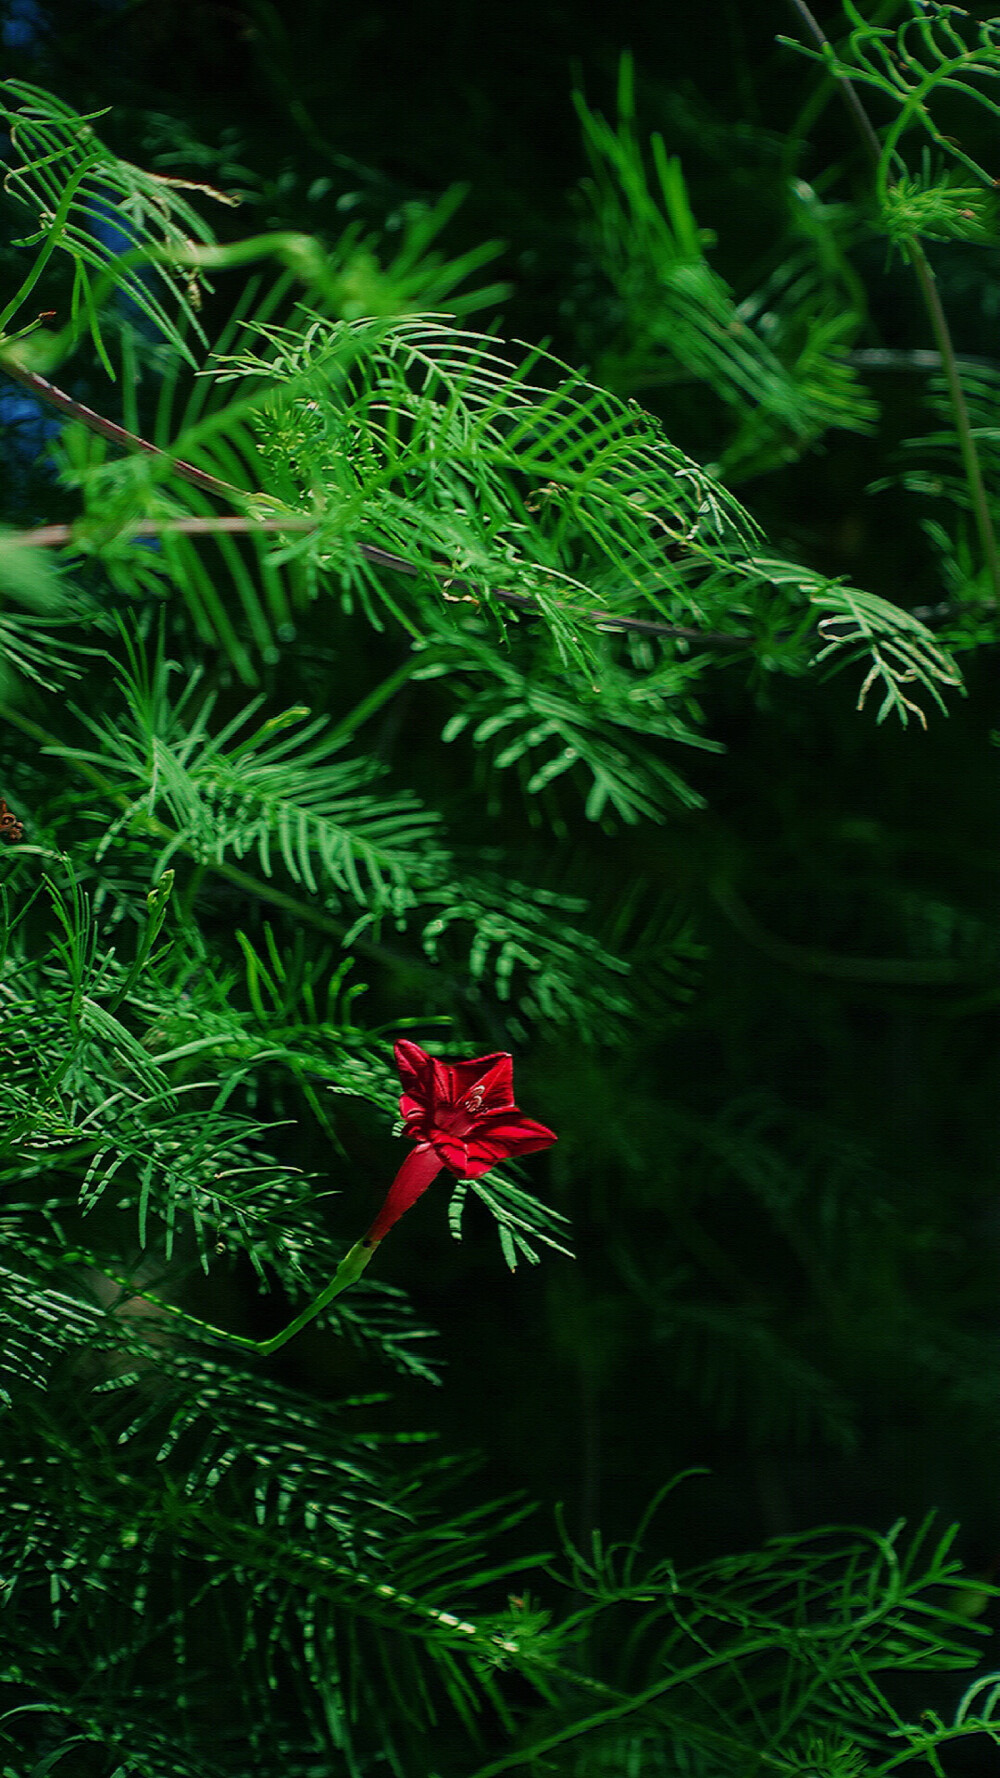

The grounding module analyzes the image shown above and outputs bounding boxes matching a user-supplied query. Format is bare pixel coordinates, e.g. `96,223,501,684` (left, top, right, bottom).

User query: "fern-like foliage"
0,38,997,1778
782,1,1000,239
57,624,447,910
0,1317,546,1775
570,54,878,477
462,1506,998,1778
0,81,233,371
754,556,964,726
208,309,757,653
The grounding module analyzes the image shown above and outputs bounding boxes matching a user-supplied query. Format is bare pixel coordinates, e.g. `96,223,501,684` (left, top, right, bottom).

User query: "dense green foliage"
0,3,997,1772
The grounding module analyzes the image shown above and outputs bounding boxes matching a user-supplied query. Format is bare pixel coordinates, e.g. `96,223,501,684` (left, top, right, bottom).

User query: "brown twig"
8,517,318,549
3,365,237,500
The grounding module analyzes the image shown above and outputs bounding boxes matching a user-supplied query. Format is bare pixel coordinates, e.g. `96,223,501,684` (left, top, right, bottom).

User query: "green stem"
909,241,1000,600
70,1238,376,1357
785,0,1000,605
325,654,425,746
255,1240,375,1354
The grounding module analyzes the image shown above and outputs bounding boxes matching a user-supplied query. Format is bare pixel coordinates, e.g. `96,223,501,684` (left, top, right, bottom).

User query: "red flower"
363,1040,557,1248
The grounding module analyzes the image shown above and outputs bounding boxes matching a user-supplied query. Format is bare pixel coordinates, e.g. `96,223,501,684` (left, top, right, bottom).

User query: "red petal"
398,1090,434,1141
445,1052,515,1113
394,1040,516,1119
428,1114,557,1179
392,1041,556,1184
393,1040,438,1109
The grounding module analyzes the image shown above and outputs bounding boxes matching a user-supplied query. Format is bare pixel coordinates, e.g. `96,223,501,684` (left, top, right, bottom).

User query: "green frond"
780,3,1000,210
310,183,510,320
449,1166,573,1268
416,871,633,1042
569,61,881,481
52,640,446,913
205,311,756,656
434,632,717,823
880,163,998,255
0,1360,554,1774
0,81,229,369
751,556,963,726
716,180,878,480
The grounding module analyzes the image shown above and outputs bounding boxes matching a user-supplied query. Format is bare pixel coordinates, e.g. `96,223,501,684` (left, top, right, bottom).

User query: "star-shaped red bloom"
363,1040,557,1248
394,1039,556,1177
